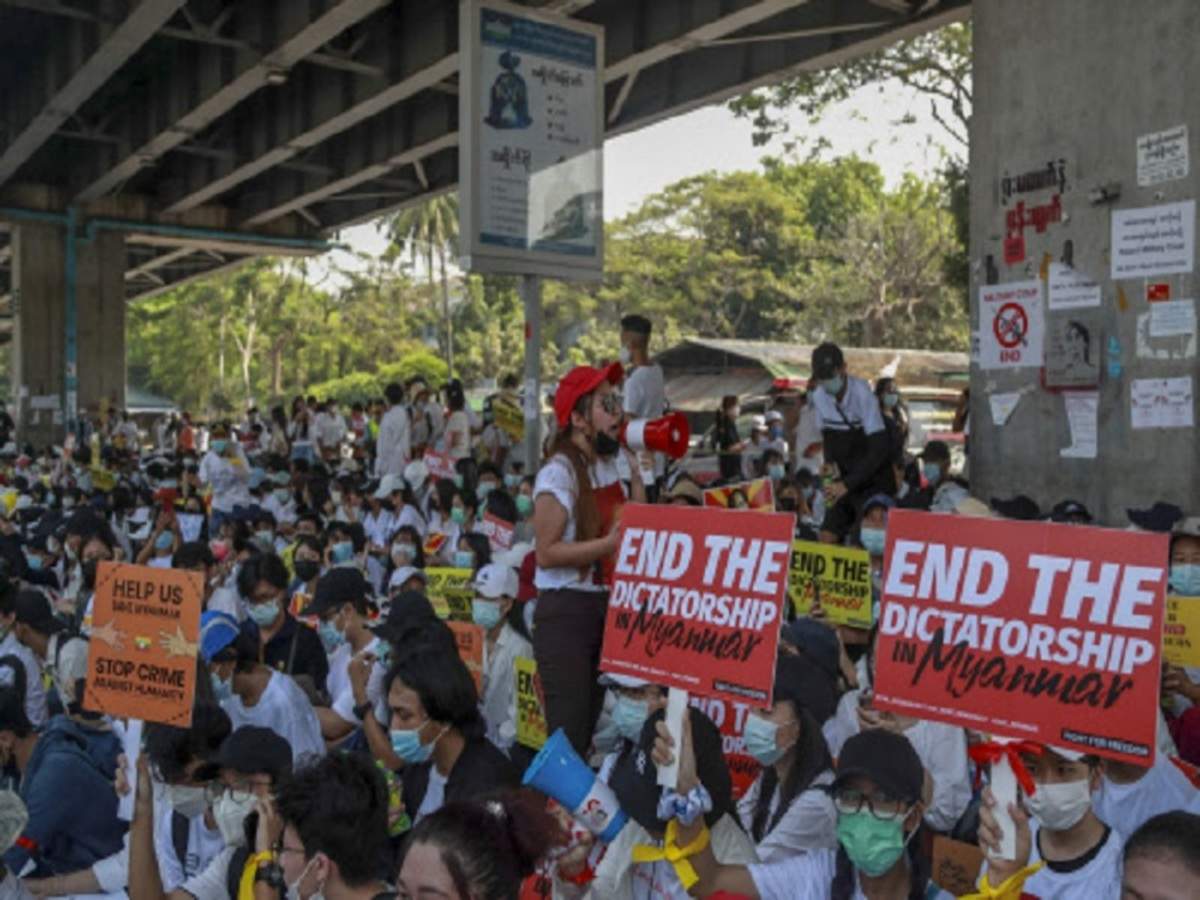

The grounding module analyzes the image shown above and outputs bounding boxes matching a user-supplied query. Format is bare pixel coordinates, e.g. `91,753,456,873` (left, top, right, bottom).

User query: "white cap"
954,496,992,518
375,474,404,500
599,672,651,689
387,566,425,591
1044,744,1087,762
473,563,518,599
765,410,783,424
404,460,429,491
750,415,767,431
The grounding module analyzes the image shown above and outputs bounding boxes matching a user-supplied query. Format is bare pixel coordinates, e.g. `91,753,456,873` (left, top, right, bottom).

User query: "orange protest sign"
448,621,485,695
83,561,203,727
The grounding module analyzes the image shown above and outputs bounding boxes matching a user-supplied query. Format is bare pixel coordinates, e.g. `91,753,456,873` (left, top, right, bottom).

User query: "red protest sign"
423,449,457,482
874,510,1168,764
478,512,515,553
600,503,793,706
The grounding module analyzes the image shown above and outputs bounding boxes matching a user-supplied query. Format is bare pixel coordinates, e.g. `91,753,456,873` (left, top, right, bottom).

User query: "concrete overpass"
0,0,967,442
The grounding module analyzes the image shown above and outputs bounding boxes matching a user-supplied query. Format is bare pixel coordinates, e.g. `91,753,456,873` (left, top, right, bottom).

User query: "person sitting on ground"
1119,810,1200,900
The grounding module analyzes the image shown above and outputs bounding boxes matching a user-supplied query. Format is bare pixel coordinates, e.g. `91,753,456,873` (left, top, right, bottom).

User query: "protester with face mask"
658,723,931,899
532,363,645,756
898,439,953,512
443,380,473,464
454,532,490,575
1164,520,1200,764
198,423,252,533
978,744,1121,898
130,725,292,900
809,343,894,545
248,753,391,900
262,470,297,530
288,535,325,606
873,377,913,470
858,494,892,613
237,554,328,693
303,569,386,745
137,508,180,568
12,590,90,719
714,395,746,482
762,448,788,486
200,611,325,763
470,564,532,756
0,583,46,727
387,641,518,822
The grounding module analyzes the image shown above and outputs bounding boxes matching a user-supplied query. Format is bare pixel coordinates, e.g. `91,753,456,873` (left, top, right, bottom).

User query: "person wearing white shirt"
619,314,667,493
0,597,46,727
261,471,297,529
375,382,412,478
471,563,532,755
197,425,251,527
443,380,473,462
1094,755,1200,839
314,400,347,462
304,568,390,745
200,610,324,764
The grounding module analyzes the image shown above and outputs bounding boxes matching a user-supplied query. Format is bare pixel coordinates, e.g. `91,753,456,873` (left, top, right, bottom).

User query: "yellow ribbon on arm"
630,819,710,890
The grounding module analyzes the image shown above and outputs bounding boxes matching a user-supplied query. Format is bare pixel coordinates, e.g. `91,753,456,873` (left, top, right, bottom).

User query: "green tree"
383,195,460,374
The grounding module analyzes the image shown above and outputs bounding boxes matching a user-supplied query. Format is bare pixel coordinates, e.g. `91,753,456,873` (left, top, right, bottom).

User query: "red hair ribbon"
969,740,1043,797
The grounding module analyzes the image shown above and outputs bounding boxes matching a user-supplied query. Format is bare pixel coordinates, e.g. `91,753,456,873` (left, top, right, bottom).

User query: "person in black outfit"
386,639,518,823
714,394,745,482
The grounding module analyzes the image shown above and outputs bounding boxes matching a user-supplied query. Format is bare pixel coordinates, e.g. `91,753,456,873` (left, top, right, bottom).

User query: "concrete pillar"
11,223,125,447
969,0,1200,523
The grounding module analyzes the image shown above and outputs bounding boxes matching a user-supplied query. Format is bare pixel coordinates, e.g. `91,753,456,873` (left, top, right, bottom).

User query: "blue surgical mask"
516,495,534,519
612,695,650,742
477,482,496,500
210,440,228,455
471,598,503,630
155,531,174,552
24,553,42,572
389,721,441,764
318,618,346,653
1169,563,1200,596
453,550,474,570
450,507,466,526
254,529,275,549
860,527,886,557
452,475,464,489
821,375,845,397
210,672,233,701
331,541,354,564
247,600,279,628
504,474,522,490
273,488,291,503
882,392,900,409
743,713,788,765
768,464,786,481
922,462,942,485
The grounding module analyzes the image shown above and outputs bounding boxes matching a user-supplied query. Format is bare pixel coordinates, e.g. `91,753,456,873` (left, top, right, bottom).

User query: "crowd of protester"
0,322,1191,899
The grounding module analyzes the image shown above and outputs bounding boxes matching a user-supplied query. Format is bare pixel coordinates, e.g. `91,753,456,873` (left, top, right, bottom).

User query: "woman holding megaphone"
533,362,645,756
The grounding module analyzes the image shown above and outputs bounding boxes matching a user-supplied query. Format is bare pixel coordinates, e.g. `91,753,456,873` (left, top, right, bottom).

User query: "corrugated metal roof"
665,371,774,412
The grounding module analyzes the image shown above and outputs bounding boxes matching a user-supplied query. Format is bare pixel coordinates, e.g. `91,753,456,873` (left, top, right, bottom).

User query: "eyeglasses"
832,787,910,821
596,393,623,416
205,779,270,805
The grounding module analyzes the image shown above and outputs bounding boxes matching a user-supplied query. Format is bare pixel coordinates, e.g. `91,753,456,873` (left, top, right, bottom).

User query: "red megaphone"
620,412,690,459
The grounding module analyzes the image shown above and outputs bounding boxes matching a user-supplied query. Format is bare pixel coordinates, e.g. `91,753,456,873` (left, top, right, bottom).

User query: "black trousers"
532,587,609,758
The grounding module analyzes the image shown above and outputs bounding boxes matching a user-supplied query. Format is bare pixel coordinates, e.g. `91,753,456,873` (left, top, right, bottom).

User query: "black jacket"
400,736,519,816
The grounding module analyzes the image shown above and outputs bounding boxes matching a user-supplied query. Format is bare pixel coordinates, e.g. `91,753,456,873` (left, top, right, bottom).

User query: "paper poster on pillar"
1136,312,1196,360
1044,313,1101,388
979,280,1044,370
1111,200,1195,280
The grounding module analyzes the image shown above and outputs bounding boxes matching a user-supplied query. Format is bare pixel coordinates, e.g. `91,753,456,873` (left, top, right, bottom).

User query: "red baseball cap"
553,362,623,428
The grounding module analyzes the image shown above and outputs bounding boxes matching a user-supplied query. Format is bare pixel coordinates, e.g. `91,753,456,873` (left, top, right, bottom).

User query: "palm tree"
384,195,460,374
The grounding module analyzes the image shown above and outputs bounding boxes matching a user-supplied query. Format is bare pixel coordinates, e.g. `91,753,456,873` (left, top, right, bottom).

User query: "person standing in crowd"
714,394,745,482
375,382,411,480
874,377,910,473
443,380,473,464
792,387,824,477
198,424,251,532
532,362,645,756
288,397,315,465
809,342,893,543
619,314,667,500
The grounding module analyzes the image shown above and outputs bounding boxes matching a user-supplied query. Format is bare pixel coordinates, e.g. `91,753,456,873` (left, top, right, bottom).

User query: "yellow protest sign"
789,539,873,629
493,394,524,443
1164,595,1200,667
515,656,548,750
425,567,474,621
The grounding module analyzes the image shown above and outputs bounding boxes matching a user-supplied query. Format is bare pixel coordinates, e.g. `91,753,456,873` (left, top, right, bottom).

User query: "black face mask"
594,431,621,457
778,497,798,512
294,560,321,583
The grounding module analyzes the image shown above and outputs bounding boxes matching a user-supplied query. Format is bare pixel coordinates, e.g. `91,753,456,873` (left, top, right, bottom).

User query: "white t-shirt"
811,376,885,437
737,769,837,859
153,797,226,891
533,453,624,592
1011,823,1124,900
326,637,388,727
444,410,472,461
1093,756,1200,839
375,405,412,478
0,630,46,727
197,447,251,513
262,493,297,526
481,624,532,753
416,765,448,821
624,364,667,481
178,845,237,900
363,509,396,549
223,670,325,763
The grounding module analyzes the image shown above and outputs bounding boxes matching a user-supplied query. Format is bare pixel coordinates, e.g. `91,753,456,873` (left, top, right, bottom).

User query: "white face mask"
1025,777,1092,831
166,783,208,820
213,792,257,846
618,345,632,365
286,854,323,900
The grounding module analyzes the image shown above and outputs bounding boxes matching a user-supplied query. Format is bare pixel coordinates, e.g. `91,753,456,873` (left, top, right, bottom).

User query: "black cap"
14,590,63,635
1128,501,1184,533
200,726,292,782
773,647,838,724
369,590,438,645
811,342,845,380
833,729,923,803
1050,499,1092,523
990,494,1042,521
782,619,840,682
619,314,652,337
301,568,369,618
608,707,732,836
918,440,951,464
